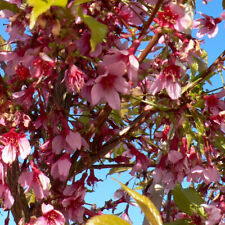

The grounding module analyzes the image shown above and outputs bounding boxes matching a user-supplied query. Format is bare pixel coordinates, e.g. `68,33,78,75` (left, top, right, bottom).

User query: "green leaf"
86,215,131,225
25,189,36,206
223,0,225,9
0,35,11,51
77,7,108,52
115,179,163,225
108,167,131,175
214,133,225,153
164,218,192,225
182,77,202,94
27,0,68,29
120,102,129,118
191,111,205,136
73,0,93,5
0,1,19,13
172,184,205,217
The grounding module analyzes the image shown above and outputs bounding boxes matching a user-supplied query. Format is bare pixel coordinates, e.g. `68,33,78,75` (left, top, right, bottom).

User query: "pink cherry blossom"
12,87,35,110
0,129,31,164
168,150,183,164
33,53,56,78
155,3,192,32
129,146,152,175
103,44,139,84
51,154,71,182
149,64,182,100
62,183,86,223
65,65,86,93
0,184,14,208
116,3,145,26
221,12,225,20
91,62,130,110
202,204,222,225
18,166,50,199
35,203,65,225
204,89,225,115
187,165,220,184
52,130,82,155
192,12,222,38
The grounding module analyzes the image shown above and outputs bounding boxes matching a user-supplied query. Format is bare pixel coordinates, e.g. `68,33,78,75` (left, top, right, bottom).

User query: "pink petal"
18,137,31,159
149,74,164,96
105,89,121,110
107,61,126,76
166,81,181,100
66,131,82,151
203,167,220,184
168,150,183,164
52,135,64,154
208,26,218,38
91,83,104,105
129,55,139,71
3,186,14,209
114,77,130,94
41,203,54,214
221,11,225,20
2,144,16,164
18,171,33,189
38,172,50,191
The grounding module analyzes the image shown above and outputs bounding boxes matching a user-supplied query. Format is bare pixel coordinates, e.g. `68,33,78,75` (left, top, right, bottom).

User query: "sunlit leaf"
86,215,131,225
108,167,131,175
182,78,201,94
120,102,129,118
0,0,19,13
73,0,93,5
27,0,68,29
172,184,205,217
25,189,36,206
77,7,108,52
115,179,163,225
0,35,11,51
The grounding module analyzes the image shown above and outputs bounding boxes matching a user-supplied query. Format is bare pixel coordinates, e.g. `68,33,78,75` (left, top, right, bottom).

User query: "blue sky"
0,1,225,224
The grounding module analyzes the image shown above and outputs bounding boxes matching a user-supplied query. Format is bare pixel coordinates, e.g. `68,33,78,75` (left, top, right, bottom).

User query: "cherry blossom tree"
0,0,225,224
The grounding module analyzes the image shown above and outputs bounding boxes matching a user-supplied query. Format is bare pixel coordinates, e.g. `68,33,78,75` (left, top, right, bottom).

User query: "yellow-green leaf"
115,179,163,225
73,0,93,5
0,35,11,51
86,215,131,225
77,7,108,52
27,0,68,29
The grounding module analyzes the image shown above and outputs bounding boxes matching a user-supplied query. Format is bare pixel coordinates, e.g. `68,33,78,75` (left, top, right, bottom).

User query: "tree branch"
139,32,162,63
139,0,164,38
7,161,30,223
73,110,154,175
91,163,134,169
186,49,225,92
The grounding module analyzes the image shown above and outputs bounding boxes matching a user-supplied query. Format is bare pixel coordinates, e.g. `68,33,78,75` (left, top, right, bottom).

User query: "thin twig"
91,163,134,169
139,32,162,63
139,0,164,38
73,110,154,175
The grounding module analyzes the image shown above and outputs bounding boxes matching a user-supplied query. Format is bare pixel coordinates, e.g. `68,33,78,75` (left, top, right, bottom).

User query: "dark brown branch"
165,191,172,223
91,163,134,169
186,49,225,92
73,110,154,175
84,104,112,141
139,32,162,63
7,160,30,223
139,0,164,38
